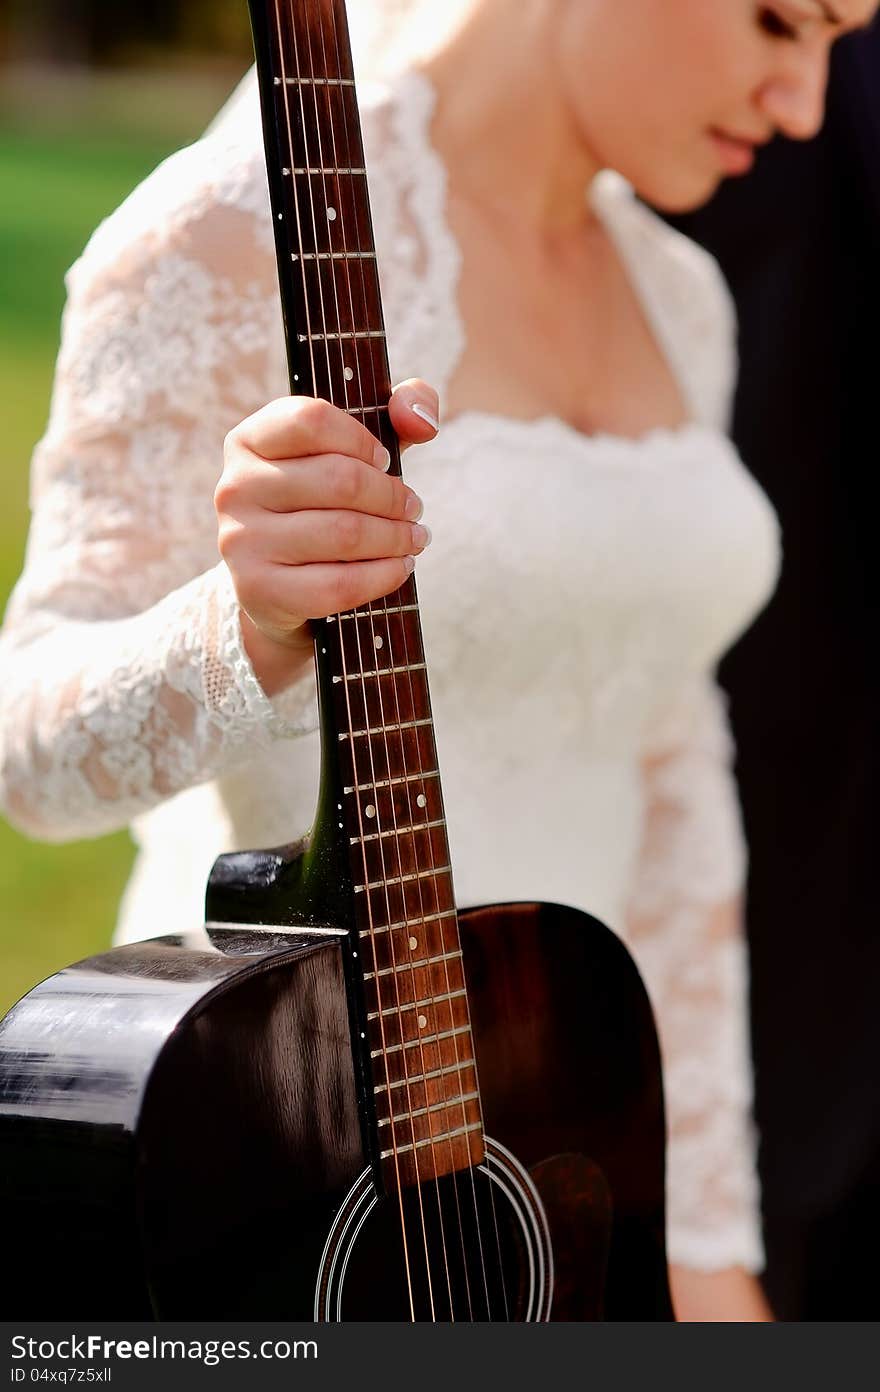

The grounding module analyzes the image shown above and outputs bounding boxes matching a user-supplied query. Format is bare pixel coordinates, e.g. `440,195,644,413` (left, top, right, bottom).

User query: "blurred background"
0,0,253,1014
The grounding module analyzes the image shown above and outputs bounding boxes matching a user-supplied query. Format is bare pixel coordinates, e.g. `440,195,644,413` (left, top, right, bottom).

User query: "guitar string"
300,0,442,1319
269,5,317,410
311,0,460,1321
273,0,416,1320
323,0,506,1321
284,0,431,1314
322,9,503,1321
275,0,509,1325
316,0,462,1320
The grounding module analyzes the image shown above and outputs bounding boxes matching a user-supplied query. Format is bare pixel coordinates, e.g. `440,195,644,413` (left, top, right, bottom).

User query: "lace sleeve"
0,135,318,842
624,674,764,1273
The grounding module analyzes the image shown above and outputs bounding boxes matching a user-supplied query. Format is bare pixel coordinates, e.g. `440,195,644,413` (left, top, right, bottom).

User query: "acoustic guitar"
0,0,673,1321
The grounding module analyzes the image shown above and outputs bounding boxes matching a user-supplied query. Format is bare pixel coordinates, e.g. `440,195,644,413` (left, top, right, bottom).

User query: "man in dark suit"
671,27,880,1320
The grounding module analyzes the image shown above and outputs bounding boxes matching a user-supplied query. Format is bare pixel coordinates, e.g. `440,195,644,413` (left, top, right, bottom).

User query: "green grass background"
0,67,244,1015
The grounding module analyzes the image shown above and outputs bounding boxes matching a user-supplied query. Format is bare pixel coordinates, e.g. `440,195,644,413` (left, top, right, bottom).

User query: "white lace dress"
0,68,780,1274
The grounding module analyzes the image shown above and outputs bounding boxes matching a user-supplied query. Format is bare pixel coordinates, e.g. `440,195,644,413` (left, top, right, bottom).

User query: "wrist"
239,607,314,698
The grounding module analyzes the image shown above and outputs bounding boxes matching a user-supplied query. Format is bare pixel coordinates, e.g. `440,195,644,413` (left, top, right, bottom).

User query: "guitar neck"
248,0,483,1188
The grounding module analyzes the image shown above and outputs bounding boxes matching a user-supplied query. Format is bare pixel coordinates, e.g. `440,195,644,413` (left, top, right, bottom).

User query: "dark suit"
670,30,880,1319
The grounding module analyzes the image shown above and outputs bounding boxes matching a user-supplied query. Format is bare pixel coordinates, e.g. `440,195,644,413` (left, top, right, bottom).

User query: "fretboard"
248,0,483,1190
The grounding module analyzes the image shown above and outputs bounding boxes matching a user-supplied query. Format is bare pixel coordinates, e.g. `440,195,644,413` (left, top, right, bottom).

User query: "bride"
1,0,873,1319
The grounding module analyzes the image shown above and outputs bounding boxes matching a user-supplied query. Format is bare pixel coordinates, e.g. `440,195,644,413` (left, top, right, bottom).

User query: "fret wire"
344,770,439,795
380,1120,482,1160
353,864,452,894
339,717,433,741
296,331,385,342
364,949,463,982
358,908,458,938
327,605,419,623
275,76,356,85
284,166,367,174
352,817,446,846
374,1058,477,1094
336,663,425,682
367,987,467,1021
291,251,376,261
377,1092,481,1127
372,1024,473,1059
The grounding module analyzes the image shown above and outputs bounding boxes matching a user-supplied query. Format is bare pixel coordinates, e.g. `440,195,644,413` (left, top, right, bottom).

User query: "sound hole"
317,1143,553,1321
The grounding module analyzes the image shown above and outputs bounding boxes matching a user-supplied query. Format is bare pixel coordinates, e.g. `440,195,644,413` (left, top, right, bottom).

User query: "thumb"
388,379,440,453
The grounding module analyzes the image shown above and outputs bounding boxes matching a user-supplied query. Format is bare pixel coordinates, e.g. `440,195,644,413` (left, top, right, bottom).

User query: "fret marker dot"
338,822,343,829
277,213,283,220
344,366,354,381
327,207,337,221
417,1014,428,1030
366,804,376,818
409,936,418,951
374,635,383,649
293,373,299,381
417,794,427,808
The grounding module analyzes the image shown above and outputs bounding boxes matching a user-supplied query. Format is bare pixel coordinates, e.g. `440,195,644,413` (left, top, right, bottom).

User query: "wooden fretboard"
248,0,483,1190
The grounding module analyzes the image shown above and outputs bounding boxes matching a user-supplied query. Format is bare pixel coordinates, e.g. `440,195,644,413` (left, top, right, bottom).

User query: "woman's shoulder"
71,97,273,297
69,68,420,294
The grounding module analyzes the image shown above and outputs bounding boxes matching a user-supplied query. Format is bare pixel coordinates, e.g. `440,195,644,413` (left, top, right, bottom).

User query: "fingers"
230,395,392,470
228,383,442,469
389,378,441,453
215,451,424,523
217,384,440,648
244,556,418,627
251,508,430,566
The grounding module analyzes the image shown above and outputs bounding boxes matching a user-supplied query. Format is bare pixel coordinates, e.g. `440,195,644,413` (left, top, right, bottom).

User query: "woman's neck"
413,0,602,243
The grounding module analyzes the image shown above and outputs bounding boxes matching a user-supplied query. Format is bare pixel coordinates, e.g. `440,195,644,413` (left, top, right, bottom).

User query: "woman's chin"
631,165,726,215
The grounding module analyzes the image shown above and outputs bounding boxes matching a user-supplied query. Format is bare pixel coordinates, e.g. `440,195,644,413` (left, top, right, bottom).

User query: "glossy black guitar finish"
0,900,671,1320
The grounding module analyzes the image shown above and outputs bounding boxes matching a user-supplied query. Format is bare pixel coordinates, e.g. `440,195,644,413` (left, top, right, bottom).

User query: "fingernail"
411,402,440,432
404,492,424,522
373,442,391,471
403,556,416,575
411,523,432,550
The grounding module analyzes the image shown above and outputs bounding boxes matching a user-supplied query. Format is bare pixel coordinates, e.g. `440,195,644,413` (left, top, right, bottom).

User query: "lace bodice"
0,67,780,1273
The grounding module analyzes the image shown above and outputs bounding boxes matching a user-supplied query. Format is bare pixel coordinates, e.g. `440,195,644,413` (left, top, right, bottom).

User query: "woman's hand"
215,379,440,696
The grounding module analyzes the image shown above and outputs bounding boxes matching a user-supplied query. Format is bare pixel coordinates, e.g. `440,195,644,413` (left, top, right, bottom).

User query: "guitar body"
0,890,670,1321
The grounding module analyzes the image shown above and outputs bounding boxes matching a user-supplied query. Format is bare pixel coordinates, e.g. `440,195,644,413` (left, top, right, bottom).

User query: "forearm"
238,606,316,698
0,563,317,841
